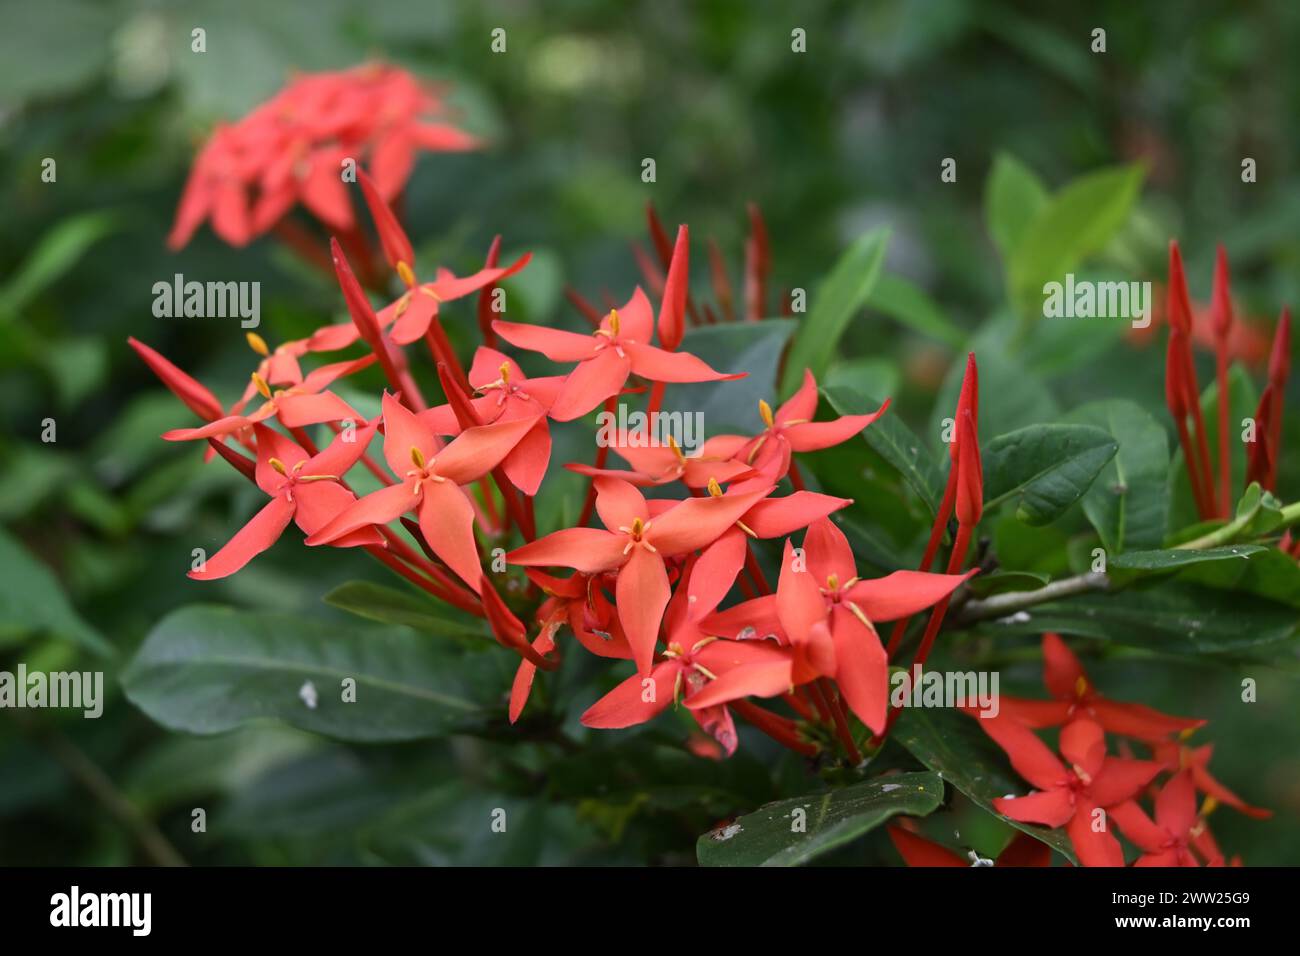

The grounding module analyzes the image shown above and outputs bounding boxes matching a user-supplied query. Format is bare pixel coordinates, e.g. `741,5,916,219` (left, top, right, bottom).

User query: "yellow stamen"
608,309,620,336
296,474,340,483
667,434,686,462
629,517,644,537
1179,726,1197,741
736,519,758,538
827,573,839,591
396,261,417,288
1200,796,1219,817
251,372,272,399
1075,676,1088,699
692,662,719,681
706,477,724,498
758,399,775,429
410,446,426,469
268,457,287,475
691,636,719,654
420,285,443,301
246,331,270,356
845,601,873,632
499,362,511,384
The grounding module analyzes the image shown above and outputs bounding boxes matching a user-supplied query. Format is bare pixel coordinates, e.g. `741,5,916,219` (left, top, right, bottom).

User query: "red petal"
1087,758,1162,807
975,715,1067,791
646,489,768,556
777,369,820,426
1042,632,1087,701
1059,719,1107,780
508,528,628,574
888,827,967,867
743,492,851,539
993,788,1074,827
594,477,649,532
306,481,418,545
435,415,538,484
845,569,973,622
380,392,438,477
492,320,595,362
581,661,678,728
1155,770,1198,838
417,481,482,592
549,350,633,421
689,527,748,618
829,605,888,733
1067,801,1125,867
189,496,295,579
615,548,671,675
783,403,888,452
625,342,740,383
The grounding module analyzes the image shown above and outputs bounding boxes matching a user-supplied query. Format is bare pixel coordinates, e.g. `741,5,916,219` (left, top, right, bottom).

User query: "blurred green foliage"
0,0,1297,865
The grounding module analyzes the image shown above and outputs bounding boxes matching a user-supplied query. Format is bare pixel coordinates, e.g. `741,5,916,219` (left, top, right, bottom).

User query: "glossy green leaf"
866,272,965,348
1109,545,1265,572
697,771,943,867
985,152,1048,264
780,227,890,397
1066,399,1169,552
0,528,110,655
982,424,1118,525
122,605,486,741
323,581,487,642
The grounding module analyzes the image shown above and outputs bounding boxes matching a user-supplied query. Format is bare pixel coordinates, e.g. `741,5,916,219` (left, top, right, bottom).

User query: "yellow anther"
499,362,511,384
668,434,685,462
1200,796,1219,817
1074,676,1089,699
706,477,724,498
608,309,620,335
251,371,272,399
1179,726,1197,741
827,573,839,591
268,457,287,475
759,399,775,429
629,517,645,537
246,331,270,356
395,261,417,288
410,446,426,469
420,285,443,301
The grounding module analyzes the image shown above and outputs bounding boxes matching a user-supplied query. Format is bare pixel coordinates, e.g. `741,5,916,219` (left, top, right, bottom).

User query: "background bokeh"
1,0,1297,865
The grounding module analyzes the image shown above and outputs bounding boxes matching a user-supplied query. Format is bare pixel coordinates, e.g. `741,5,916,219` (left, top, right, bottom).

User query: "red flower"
306,392,539,591
566,434,753,489
169,64,477,249
1110,771,1202,867
506,477,768,673
494,288,742,421
979,716,1160,867
582,558,795,755
162,355,375,442
421,347,565,495
701,518,972,732
1149,740,1271,820
190,422,382,579
740,370,889,479
997,633,1204,741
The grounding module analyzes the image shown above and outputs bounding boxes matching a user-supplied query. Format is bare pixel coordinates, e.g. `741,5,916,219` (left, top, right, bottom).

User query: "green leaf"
1066,399,1169,552
663,319,794,433
825,386,946,515
696,771,943,867
824,357,899,402
0,528,110,655
122,605,486,741
1179,546,1300,609
323,581,486,642
0,211,120,318
982,424,1118,525
930,334,1061,442
985,152,1049,264
866,273,965,348
780,227,890,397
965,570,1049,598
892,707,1075,862
974,582,1299,663
1008,164,1144,318
1110,545,1265,572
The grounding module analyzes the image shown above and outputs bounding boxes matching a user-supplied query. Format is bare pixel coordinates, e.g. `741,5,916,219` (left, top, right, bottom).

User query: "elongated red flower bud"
949,352,979,462
207,437,256,481
1211,244,1233,339
658,224,689,351
357,170,415,282
1165,329,1188,418
645,202,673,268
436,362,482,431
955,408,983,527
331,238,382,344
1167,241,1195,335
746,202,770,321
1269,306,1292,390
1246,384,1274,489
128,337,224,422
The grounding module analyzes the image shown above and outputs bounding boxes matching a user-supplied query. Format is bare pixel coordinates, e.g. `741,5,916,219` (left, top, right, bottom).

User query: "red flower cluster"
137,129,991,764
168,63,477,250
967,633,1269,867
